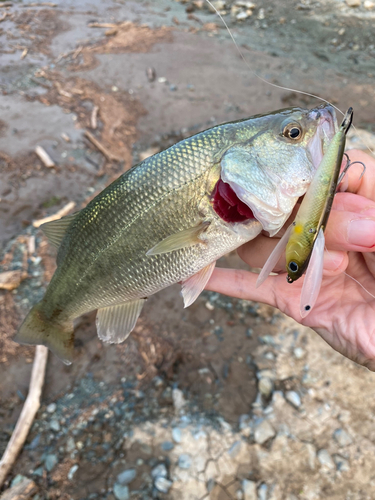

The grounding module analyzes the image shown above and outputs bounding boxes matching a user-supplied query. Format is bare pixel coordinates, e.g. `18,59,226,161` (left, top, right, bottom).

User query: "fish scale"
15,106,335,363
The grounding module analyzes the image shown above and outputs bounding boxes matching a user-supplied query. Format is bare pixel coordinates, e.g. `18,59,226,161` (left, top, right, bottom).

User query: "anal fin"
146,221,209,256
96,299,146,344
181,261,216,308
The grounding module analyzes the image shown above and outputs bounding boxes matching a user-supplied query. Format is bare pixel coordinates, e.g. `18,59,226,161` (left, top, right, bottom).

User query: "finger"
206,267,279,307
325,208,375,252
344,149,375,199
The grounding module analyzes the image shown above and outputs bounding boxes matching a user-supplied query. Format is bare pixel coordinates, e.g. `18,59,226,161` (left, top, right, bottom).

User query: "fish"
14,105,336,364
256,107,353,317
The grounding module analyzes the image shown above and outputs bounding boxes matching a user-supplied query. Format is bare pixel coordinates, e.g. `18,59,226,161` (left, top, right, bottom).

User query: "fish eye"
288,261,299,273
283,123,303,140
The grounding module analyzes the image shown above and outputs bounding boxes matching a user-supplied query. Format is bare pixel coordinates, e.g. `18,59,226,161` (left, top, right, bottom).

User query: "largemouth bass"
15,105,336,363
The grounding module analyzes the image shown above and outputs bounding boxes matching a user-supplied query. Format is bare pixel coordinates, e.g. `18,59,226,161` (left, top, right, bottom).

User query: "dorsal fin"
40,213,78,248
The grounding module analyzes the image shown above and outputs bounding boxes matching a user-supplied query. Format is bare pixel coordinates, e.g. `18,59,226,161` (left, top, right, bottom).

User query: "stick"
0,477,38,500
84,131,121,162
91,105,99,130
34,146,55,168
33,201,76,228
0,346,48,488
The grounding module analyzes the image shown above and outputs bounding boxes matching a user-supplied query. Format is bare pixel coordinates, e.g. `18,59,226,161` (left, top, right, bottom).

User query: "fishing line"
204,0,375,157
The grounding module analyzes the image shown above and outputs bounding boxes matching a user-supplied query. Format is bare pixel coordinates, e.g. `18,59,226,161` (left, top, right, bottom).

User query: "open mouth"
212,178,255,223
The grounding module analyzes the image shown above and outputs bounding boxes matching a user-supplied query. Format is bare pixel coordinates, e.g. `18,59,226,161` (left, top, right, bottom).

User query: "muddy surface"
1,1,375,499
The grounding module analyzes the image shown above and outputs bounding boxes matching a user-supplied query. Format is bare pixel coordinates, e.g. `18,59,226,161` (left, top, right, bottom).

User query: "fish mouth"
307,105,337,171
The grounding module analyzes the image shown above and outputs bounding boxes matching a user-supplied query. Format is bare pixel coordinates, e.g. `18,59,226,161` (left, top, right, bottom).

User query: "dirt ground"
1,0,375,499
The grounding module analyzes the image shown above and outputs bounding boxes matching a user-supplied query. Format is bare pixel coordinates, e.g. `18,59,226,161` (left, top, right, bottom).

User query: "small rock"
33,467,44,477
113,483,129,500
242,479,257,500
364,0,375,8
46,403,57,413
161,441,174,451
178,454,192,469
154,477,172,494
333,429,353,447
346,0,361,6
208,0,226,11
158,77,167,84
172,388,186,412
236,9,252,20
285,391,302,408
50,419,61,432
254,420,276,445
235,0,256,7
172,427,182,443
11,475,27,487
258,377,273,397
169,84,177,91
146,67,156,82
333,454,350,472
66,437,75,452
293,347,305,359
68,464,79,481
317,449,335,470
44,454,58,472
116,469,136,485
151,463,167,479
258,483,268,500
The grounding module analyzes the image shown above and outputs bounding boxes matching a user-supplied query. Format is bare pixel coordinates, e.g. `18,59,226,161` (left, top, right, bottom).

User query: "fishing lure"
257,108,354,317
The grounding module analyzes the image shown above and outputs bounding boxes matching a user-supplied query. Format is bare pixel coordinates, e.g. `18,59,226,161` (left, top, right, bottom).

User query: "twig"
0,346,48,488
33,201,76,228
0,3,13,8
20,48,28,60
34,146,55,168
84,130,121,162
88,22,118,28
0,476,38,500
91,105,99,129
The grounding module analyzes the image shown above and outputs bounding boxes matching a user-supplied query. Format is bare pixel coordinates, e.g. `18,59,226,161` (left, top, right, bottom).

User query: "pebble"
178,453,192,469
154,477,173,494
172,388,186,412
68,464,79,481
254,420,276,445
45,454,58,472
317,449,335,470
346,0,361,5
333,454,350,472
208,0,226,11
172,427,182,443
161,441,174,451
113,484,129,500
258,377,273,398
66,437,75,452
293,347,305,359
50,419,61,432
33,467,44,477
333,428,353,447
285,391,302,408
116,469,136,485
258,483,268,500
364,0,375,8
236,10,252,20
151,463,167,479
242,479,257,500
46,403,57,413
11,474,26,487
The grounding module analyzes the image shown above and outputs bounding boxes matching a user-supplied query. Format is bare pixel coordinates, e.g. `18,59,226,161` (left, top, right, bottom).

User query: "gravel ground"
1,0,375,499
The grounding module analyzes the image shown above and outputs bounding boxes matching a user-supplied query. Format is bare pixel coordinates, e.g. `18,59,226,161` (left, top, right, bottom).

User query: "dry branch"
91,105,99,130
84,130,121,162
34,146,55,168
0,477,37,500
33,201,76,228
0,346,48,488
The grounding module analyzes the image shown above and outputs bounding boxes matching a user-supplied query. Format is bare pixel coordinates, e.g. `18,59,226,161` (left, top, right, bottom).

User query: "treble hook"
337,156,366,186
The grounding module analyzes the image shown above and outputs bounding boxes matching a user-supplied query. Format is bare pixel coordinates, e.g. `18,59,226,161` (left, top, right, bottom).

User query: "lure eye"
288,261,299,273
283,124,303,140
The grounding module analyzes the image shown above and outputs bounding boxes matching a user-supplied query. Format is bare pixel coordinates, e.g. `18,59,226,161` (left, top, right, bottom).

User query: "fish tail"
14,302,74,365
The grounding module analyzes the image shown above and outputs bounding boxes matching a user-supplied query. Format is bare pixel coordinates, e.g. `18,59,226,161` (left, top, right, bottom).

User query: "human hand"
206,149,375,370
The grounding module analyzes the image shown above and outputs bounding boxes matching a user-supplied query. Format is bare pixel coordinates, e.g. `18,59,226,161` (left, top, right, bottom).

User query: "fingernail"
323,250,345,271
348,219,375,247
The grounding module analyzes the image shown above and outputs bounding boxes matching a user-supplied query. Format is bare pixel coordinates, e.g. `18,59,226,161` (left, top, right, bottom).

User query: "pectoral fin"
181,261,216,308
40,212,78,248
146,221,209,256
256,224,293,288
300,228,325,318
96,299,146,344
